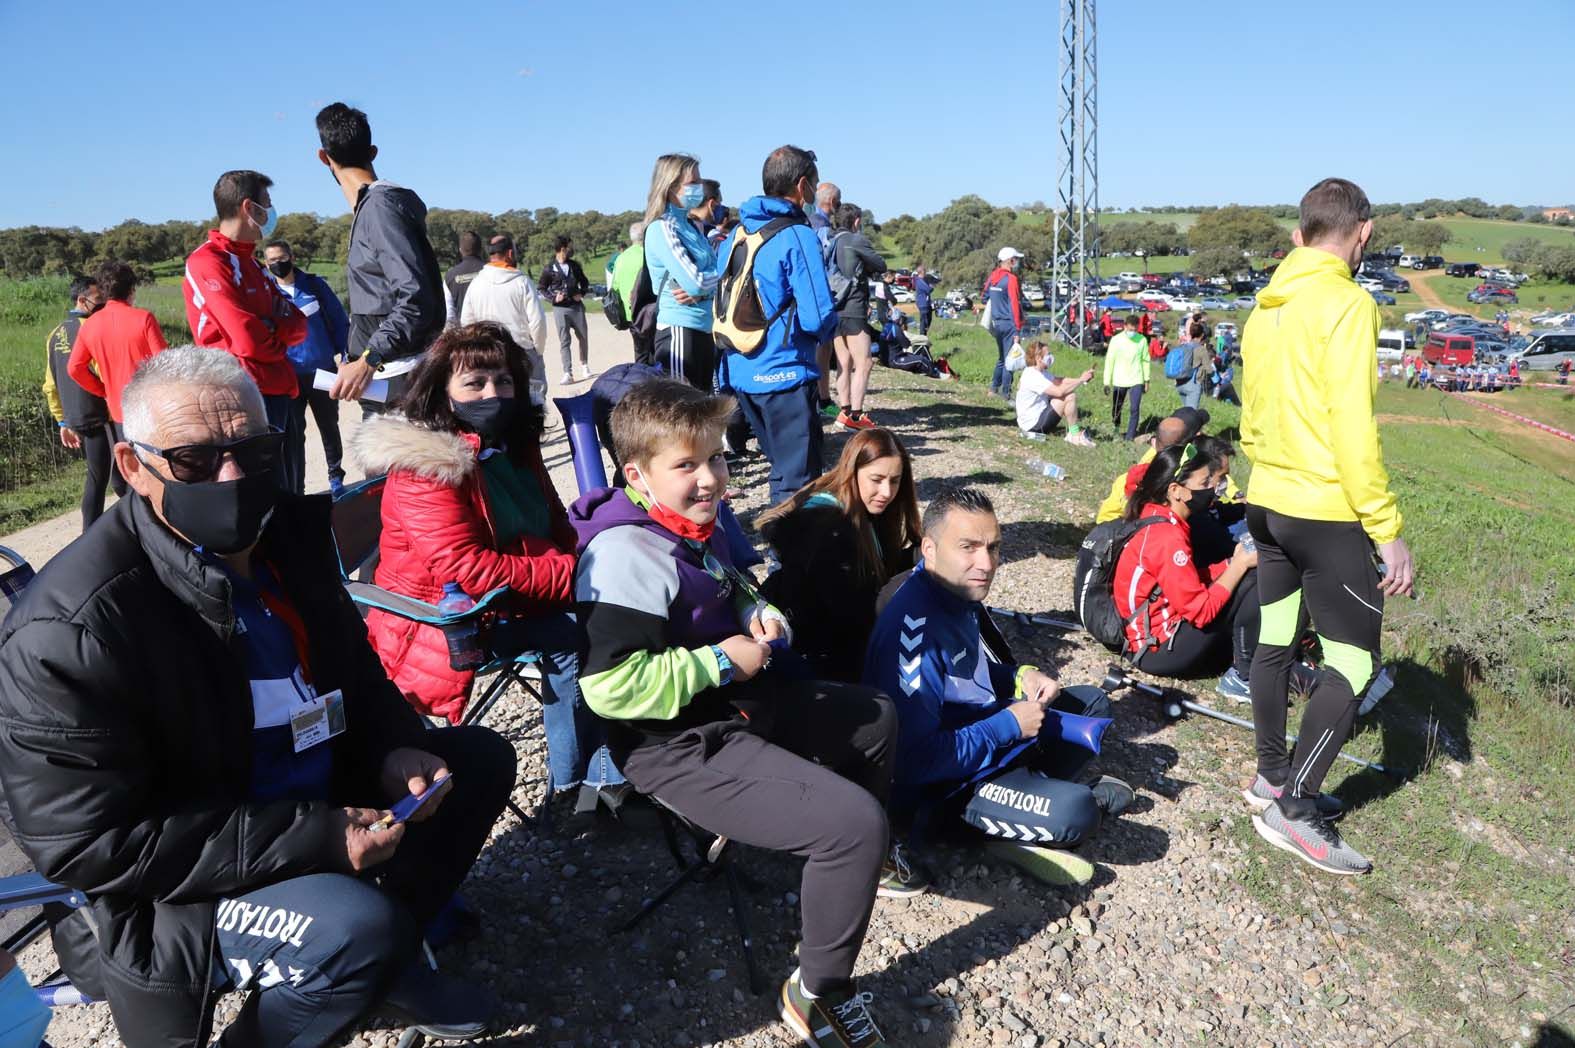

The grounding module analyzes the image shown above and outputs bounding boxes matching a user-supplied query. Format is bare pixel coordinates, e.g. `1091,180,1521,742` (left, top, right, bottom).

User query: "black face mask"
147,468,279,555
450,396,517,441
1186,486,1217,517
267,260,293,279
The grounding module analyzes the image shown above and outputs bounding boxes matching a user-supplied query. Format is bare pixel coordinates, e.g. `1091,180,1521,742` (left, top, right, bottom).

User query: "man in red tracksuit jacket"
183,170,307,490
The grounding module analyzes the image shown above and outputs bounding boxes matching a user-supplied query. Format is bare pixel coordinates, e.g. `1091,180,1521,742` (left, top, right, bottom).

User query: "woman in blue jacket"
643,153,720,390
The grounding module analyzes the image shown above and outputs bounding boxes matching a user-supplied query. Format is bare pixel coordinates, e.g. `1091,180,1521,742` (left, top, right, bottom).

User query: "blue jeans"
1176,374,1202,409
494,611,623,792
990,325,1017,394
735,383,824,506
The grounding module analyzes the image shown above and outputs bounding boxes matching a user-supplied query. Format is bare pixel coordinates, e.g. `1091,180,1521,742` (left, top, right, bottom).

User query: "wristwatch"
362,351,385,372
710,644,734,686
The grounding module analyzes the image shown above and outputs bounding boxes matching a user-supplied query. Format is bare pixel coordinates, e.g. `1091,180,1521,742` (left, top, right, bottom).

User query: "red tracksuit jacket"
183,230,307,397
1112,504,1230,653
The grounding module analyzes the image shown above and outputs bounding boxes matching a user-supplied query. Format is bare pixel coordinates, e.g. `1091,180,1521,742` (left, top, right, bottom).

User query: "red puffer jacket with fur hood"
351,414,577,721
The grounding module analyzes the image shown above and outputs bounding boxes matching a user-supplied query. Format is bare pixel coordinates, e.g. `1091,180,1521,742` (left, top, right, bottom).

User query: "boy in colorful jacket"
570,379,904,1048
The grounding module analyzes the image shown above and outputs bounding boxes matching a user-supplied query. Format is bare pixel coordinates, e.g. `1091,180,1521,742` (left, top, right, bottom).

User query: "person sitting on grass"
570,378,912,1048
1094,406,1214,524
865,488,1133,887
1112,443,1261,703
758,427,922,682
1014,340,1095,446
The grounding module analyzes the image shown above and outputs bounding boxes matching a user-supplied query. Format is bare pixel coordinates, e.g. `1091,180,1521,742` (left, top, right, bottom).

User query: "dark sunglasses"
132,429,284,483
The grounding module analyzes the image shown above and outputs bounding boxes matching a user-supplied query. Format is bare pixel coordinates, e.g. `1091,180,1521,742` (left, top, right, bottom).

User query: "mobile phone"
370,774,452,832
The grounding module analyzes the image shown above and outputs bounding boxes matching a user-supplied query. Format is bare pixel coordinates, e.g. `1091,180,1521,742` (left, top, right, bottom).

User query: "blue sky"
3,0,1571,230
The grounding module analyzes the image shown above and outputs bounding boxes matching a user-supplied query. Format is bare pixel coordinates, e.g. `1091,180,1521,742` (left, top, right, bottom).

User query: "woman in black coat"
759,428,922,681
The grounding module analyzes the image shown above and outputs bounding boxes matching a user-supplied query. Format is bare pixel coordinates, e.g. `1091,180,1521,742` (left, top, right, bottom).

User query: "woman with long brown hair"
353,322,625,824
758,428,922,681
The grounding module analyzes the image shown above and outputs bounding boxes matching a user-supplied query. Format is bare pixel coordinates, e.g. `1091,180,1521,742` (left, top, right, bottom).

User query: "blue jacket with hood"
275,269,350,375
716,195,837,395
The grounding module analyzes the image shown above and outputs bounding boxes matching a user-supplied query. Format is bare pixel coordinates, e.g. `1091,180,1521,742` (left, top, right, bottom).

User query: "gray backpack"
822,231,856,310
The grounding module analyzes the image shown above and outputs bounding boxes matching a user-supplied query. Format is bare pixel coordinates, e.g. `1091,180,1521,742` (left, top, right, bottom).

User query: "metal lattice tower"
1049,0,1098,347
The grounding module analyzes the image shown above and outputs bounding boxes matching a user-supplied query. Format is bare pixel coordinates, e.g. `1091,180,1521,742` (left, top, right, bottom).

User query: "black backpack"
1072,517,1166,652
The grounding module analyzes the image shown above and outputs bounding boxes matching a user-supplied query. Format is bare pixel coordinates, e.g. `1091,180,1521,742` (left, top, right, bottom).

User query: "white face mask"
630,464,668,515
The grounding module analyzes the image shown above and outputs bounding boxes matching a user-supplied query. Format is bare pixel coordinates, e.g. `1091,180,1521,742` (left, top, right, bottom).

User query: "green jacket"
1103,331,1150,388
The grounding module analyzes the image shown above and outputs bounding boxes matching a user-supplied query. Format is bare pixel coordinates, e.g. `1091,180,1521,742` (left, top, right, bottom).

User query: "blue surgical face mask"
677,183,706,210
253,201,279,239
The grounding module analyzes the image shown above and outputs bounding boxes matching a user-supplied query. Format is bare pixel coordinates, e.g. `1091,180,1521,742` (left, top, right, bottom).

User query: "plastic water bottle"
437,582,484,671
1023,431,1048,442
1024,457,1066,481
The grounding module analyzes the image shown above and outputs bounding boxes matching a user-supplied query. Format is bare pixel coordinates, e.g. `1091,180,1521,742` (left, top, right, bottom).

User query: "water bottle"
1024,457,1067,481
437,582,484,671
1023,431,1047,442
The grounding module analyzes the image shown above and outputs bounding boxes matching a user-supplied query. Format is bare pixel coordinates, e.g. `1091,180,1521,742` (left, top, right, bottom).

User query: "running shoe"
848,412,877,431
876,842,930,898
577,365,598,381
1064,430,1096,448
560,371,575,386
834,410,861,431
983,840,1095,885
1240,774,1345,820
1252,800,1371,876
780,968,887,1047
1216,667,1251,704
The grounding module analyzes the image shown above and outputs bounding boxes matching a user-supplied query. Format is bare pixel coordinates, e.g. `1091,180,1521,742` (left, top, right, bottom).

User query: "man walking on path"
717,145,838,505
539,235,593,384
183,170,307,489
1240,177,1415,876
317,102,445,414
460,233,550,406
43,275,120,529
443,231,487,327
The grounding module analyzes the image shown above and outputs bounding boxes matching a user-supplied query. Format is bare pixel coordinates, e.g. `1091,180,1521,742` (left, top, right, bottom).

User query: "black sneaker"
1240,774,1345,820
1089,775,1135,817
378,963,498,1040
779,968,886,1047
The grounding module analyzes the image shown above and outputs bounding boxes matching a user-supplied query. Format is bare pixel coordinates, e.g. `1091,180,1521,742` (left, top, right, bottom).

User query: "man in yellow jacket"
1239,177,1415,877
1102,315,1150,441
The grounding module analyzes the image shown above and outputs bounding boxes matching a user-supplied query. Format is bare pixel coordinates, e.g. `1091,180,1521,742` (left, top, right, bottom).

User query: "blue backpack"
1164,341,1194,381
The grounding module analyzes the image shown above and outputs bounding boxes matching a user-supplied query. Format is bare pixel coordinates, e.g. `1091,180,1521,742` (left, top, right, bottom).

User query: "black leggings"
1246,506,1384,801
1134,568,1259,680
619,679,894,996
78,422,126,530
655,325,717,391
1110,384,1143,441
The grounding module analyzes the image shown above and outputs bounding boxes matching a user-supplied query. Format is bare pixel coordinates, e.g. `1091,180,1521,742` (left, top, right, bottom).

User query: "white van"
1398,254,1421,269
1512,329,1575,371
1377,328,1414,362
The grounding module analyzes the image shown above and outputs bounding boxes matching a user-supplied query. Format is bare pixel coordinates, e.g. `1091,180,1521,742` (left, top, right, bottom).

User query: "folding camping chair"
554,393,767,993
329,477,541,823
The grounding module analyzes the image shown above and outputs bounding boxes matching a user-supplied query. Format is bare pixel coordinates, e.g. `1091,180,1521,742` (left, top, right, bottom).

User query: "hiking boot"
378,963,499,1040
1216,667,1251,704
1064,430,1096,448
876,842,930,898
1240,774,1345,820
1252,799,1371,876
779,968,886,1047
1089,775,1135,817
983,840,1094,885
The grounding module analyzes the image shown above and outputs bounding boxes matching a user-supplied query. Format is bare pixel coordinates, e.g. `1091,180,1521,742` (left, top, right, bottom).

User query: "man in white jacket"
460,234,550,405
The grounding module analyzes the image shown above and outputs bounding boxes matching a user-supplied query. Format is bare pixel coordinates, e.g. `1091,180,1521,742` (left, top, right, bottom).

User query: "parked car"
1021,284,1044,305
1370,290,1397,305
1136,289,1169,303
1117,272,1142,283
1140,273,1164,286
891,286,915,304
1381,274,1411,293
1423,332,1477,366
1140,299,1173,312
1512,329,1575,371
1445,262,1481,277
1198,297,1233,311
1414,255,1445,270
1362,252,1391,268
945,289,973,309
1398,254,1421,269
1166,296,1201,312
1230,295,1257,310
1468,287,1518,305
1120,280,1144,293
1404,308,1450,325
1529,310,1574,327
1215,321,1238,342
1377,328,1415,361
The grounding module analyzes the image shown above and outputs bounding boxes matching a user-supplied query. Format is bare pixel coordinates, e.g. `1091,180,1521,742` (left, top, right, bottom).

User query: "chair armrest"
0,872,86,910
343,583,511,626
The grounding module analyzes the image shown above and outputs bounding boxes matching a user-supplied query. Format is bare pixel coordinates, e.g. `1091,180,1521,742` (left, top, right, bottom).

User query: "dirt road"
1406,270,1449,312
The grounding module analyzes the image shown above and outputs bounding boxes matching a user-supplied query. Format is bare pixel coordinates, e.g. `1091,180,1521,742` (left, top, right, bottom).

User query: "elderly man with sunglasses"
0,347,514,1047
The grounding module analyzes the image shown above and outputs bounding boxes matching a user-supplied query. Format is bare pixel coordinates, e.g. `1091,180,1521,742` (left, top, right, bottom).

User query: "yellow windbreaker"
1240,246,1401,544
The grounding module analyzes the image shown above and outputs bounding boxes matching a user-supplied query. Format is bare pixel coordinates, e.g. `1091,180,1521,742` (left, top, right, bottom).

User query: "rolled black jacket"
760,501,914,682
833,231,887,320
537,258,589,309
0,492,428,1047
347,181,445,363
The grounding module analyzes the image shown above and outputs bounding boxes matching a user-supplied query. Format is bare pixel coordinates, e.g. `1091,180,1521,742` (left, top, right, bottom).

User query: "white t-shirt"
1015,367,1054,431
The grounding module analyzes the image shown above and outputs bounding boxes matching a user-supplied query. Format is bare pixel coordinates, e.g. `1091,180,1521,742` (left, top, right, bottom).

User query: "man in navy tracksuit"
717,146,838,505
264,240,350,495
913,264,937,335
866,489,1131,880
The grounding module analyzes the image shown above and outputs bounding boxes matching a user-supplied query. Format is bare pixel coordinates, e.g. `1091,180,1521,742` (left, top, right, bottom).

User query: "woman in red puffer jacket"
352,322,624,810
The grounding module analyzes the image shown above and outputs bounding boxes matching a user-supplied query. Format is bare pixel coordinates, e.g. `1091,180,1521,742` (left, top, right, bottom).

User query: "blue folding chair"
329,476,544,823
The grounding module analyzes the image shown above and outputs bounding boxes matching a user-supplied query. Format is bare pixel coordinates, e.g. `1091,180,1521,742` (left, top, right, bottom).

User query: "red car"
1140,273,1164,286
1140,299,1172,312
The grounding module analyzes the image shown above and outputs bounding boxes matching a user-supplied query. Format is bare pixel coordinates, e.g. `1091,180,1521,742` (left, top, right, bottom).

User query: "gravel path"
14,327,1459,1047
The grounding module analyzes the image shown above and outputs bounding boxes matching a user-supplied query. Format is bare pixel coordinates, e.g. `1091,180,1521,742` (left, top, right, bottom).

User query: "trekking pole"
1099,664,1394,777
987,607,1081,633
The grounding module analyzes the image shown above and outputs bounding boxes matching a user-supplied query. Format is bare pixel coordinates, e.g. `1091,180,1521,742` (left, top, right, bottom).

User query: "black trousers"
78,422,126,530
1110,384,1144,441
1246,506,1384,800
210,726,516,1048
287,384,345,494
654,325,717,391
918,305,932,335
619,680,894,996
1135,568,1259,680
